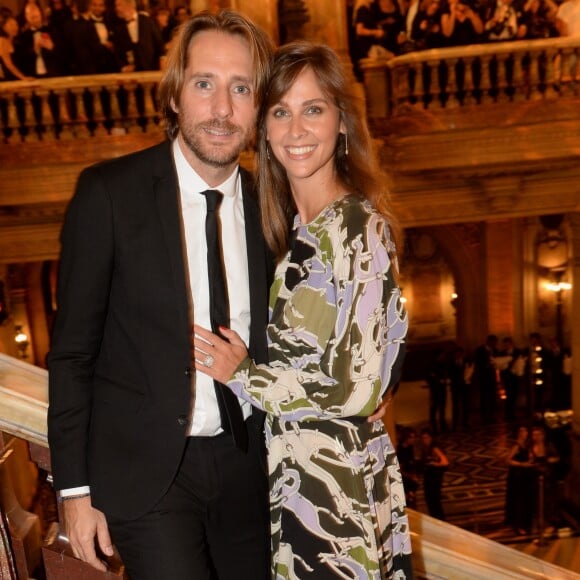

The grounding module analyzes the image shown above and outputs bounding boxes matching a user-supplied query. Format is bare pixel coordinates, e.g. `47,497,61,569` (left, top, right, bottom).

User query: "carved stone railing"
0,72,163,143
361,36,580,119
1,353,579,579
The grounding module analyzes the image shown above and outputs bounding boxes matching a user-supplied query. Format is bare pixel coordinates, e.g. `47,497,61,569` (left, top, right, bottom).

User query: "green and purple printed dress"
228,196,413,579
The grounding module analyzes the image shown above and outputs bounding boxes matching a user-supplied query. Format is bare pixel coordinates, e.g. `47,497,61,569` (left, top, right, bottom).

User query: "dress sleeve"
226,209,408,422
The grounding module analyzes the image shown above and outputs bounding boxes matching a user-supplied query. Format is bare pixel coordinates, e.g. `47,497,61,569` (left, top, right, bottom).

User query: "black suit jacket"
47,140,272,520
112,12,163,71
15,26,63,77
67,16,118,75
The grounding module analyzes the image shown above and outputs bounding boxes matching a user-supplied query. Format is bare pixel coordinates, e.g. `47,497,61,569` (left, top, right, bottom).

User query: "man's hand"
367,394,393,423
61,495,113,572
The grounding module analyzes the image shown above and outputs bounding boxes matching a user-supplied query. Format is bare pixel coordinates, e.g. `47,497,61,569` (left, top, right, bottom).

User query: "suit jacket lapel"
153,141,191,338
240,169,271,364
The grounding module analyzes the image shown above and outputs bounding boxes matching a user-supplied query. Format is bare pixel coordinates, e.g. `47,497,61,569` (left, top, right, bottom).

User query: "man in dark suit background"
68,0,118,75
16,2,63,77
47,11,273,579
113,0,163,71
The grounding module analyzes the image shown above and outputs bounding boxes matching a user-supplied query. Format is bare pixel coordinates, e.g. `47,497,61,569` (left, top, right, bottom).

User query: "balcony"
360,36,580,227
1,38,580,264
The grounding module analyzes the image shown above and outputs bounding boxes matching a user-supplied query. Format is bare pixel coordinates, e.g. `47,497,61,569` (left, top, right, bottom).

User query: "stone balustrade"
0,72,163,143
361,36,580,119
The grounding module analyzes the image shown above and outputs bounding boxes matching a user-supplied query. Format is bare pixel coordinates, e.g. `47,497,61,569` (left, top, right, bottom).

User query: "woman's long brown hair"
256,41,401,264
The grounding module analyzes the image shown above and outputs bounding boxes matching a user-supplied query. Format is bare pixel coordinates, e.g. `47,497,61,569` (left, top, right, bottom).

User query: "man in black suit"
47,11,273,579
69,0,118,75
112,0,163,71
16,2,63,77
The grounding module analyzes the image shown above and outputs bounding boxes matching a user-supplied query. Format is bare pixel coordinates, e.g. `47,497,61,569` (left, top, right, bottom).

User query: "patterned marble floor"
393,379,580,573
394,381,578,543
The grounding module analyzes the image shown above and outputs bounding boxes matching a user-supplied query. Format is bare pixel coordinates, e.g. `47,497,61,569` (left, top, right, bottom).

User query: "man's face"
25,4,43,28
174,30,257,182
90,0,106,18
114,0,132,20
175,8,188,24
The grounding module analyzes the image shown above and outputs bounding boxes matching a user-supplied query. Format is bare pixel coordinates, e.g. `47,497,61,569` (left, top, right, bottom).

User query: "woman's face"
518,426,528,441
265,67,344,192
421,433,432,446
3,17,19,38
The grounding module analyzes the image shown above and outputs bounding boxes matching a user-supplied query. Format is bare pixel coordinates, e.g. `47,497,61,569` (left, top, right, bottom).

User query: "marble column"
485,220,516,339
521,217,540,344
300,0,349,56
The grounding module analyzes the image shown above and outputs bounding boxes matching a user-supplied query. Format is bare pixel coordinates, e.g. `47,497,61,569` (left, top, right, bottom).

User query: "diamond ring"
203,355,214,368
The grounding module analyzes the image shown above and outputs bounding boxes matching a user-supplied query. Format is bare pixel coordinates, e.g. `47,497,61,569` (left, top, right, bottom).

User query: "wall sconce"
14,325,29,359
450,292,458,309
544,277,572,347
545,281,572,293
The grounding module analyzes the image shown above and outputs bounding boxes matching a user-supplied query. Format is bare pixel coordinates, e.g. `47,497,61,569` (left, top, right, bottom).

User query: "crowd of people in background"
504,423,563,535
399,330,572,529
0,0,192,81
397,426,449,520
3,0,579,83
350,0,580,77
425,331,572,436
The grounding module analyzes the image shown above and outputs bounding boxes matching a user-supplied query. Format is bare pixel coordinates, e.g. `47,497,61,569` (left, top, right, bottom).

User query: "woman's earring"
344,133,349,156
266,146,270,160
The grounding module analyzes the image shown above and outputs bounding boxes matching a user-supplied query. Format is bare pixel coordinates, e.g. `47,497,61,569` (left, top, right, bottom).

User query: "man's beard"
179,117,249,168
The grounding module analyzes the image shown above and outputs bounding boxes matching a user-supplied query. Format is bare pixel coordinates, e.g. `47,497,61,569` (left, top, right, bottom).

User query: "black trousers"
107,429,270,580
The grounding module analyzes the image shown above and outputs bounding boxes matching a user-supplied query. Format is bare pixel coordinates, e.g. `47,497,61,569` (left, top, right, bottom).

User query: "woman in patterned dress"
194,41,413,579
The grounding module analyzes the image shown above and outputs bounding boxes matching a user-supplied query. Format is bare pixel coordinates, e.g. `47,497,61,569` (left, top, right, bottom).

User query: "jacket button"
177,415,188,426
185,367,192,377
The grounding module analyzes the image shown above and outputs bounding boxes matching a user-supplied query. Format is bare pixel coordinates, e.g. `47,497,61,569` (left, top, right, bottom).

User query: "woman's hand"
192,325,248,384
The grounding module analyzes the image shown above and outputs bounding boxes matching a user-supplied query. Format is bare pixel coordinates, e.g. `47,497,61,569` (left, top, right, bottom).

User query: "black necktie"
201,190,248,452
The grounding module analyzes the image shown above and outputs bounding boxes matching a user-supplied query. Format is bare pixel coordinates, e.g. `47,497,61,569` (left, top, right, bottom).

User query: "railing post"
413,62,425,108
480,54,492,104
446,58,459,108
463,56,475,106
495,53,510,103
56,91,74,140
20,90,35,141
544,48,558,99
88,85,107,137
35,89,54,139
430,61,442,109
529,51,542,100
2,96,20,144
512,52,526,101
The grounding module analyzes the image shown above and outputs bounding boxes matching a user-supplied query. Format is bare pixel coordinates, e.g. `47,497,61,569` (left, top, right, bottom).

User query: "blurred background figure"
504,425,533,535
420,428,449,520
427,349,450,434
397,426,420,509
474,334,499,424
